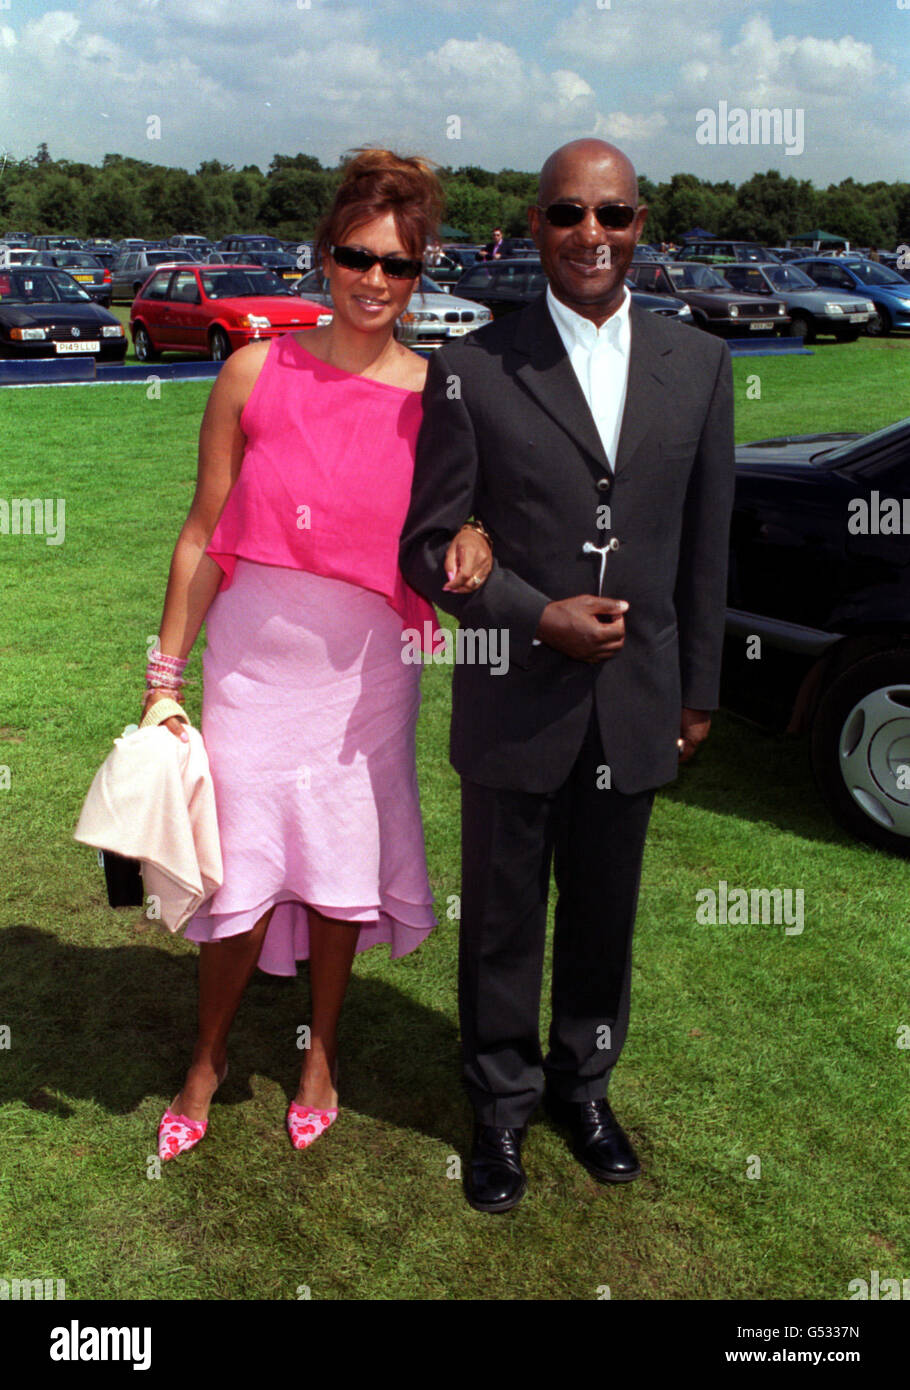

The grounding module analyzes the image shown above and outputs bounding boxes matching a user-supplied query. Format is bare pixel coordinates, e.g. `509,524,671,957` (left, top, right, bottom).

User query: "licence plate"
749,320,773,330
848,313,867,322
282,272,297,280
448,324,470,335
55,340,99,353
73,274,93,282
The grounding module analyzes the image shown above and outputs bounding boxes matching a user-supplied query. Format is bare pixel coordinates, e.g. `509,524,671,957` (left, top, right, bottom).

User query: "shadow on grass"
659,709,858,851
0,923,466,1145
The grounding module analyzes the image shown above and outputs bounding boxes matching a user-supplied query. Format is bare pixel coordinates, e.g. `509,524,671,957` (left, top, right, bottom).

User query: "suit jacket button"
596,476,611,491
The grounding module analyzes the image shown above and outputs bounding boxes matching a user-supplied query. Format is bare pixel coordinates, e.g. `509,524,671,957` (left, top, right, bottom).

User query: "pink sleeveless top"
206,333,436,642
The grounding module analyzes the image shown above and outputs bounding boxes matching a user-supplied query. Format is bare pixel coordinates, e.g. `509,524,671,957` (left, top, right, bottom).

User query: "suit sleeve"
674,342,735,710
399,347,552,669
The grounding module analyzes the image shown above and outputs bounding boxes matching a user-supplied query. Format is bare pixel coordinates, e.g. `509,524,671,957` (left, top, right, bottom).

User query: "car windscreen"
56,254,103,269
202,269,291,298
722,268,768,292
145,251,179,265
813,417,910,465
667,264,728,290
765,265,817,291
0,269,93,303
234,239,281,252
848,260,907,286
251,252,291,266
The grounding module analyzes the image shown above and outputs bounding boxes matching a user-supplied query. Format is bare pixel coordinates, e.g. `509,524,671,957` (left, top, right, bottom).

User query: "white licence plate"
448,324,470,335
55,340,100,353
749,320,773,330
848,313,867,322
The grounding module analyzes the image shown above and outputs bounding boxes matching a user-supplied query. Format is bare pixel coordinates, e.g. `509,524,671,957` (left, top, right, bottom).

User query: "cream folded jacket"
74,724,223,932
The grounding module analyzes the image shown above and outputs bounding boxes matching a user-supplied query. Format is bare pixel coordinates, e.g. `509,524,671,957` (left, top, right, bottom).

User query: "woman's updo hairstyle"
315,147,444,270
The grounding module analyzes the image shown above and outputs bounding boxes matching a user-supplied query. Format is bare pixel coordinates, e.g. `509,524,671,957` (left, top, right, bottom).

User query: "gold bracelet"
460,518,492,547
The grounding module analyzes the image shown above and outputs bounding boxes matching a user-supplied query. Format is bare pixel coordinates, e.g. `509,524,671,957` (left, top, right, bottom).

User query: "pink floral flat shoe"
157,1063,228,1162
286,1102,338,1151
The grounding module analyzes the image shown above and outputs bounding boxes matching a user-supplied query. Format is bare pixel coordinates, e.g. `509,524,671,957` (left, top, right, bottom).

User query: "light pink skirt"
183,558,436,975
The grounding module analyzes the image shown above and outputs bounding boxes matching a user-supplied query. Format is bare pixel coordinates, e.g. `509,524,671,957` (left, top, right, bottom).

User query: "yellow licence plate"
73,274,93,282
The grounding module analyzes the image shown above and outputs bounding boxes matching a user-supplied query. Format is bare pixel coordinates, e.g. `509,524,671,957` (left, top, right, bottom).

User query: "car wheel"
865,306,891,337
133,324,160,363
810,650,910,857
784,313,813,343
209,327,232,361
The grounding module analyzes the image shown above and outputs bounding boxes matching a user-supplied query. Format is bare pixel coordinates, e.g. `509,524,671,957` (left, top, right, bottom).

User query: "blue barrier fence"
0,335,811,387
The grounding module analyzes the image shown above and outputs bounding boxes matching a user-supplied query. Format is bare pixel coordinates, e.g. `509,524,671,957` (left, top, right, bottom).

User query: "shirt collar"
546,282,630,348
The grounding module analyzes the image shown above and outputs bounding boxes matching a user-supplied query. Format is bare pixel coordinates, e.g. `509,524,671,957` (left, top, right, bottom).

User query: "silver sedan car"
289,269,492,349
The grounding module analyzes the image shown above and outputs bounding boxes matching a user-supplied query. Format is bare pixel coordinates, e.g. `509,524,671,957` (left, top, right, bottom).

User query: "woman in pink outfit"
144,149,492,1161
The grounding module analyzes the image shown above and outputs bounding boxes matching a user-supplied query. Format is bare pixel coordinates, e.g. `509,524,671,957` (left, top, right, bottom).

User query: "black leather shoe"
465,1123,527,1213
545,1093,642,1183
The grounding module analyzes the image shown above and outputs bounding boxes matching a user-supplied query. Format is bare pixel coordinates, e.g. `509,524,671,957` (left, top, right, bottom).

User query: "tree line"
2,145,907,249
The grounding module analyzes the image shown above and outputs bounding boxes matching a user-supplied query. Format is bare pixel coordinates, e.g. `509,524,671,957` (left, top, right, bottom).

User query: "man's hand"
535,595,628,663
677,708,711,764
442,526,493,593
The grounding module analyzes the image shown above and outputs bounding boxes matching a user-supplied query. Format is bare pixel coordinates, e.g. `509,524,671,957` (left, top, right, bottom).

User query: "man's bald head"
538,139,639,207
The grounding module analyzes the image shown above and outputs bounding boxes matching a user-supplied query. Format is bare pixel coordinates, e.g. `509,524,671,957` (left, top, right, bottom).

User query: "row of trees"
2,145,908,249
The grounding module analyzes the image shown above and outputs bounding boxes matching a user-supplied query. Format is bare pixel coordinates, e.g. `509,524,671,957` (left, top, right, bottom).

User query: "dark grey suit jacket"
399,294,735,794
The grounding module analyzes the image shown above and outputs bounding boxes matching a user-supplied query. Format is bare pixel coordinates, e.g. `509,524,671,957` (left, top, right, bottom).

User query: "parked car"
627,260,788,335
767,247,807,263
719,262,873,342
675,239,780,264
216,234,284,255
790,257,910,337
289,269,492,349
166,234,212,255
234,249,299,282
723,416,910,856
0,266,127,360
453,256,693,323
34,251,113,307
110,249,187,302
129,263,332,361
0,245,40,266
31,235,84,252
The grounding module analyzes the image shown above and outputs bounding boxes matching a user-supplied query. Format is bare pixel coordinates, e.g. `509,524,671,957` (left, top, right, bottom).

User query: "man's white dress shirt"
546,283,632,472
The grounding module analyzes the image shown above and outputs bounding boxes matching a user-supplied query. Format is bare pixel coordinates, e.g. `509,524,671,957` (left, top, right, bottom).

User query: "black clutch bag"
97,848,144,907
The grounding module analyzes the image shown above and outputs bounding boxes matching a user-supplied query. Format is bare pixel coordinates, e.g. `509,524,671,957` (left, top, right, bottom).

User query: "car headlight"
477,309,492,322
240,314,270,329
729,305,739,318
401,310,438,324
778,304,786,315
316,312,333,327
863,301,875,313
102,324,124,336
11,327,47,340
824,302,844,315
679,305,693,320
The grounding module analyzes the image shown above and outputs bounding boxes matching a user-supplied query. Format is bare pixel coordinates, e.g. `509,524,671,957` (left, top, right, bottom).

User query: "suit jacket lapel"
512,295,611,475
512,295,671,482
613,304,671,481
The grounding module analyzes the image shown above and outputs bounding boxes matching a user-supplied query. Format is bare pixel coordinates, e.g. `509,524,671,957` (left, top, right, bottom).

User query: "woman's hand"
141,688,189,742
443,526,493,594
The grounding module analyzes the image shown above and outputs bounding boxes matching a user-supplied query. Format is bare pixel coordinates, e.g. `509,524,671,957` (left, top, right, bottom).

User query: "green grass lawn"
0,340,908,1300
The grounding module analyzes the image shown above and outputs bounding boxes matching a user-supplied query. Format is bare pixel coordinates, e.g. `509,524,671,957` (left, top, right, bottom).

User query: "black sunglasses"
330,244,423,279
537,202,637,230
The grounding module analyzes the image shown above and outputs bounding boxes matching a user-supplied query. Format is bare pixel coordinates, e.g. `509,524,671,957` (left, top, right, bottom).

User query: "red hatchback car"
129,262,332,361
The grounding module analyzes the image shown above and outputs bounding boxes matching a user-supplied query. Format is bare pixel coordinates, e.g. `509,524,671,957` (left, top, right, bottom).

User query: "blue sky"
0,0,907,184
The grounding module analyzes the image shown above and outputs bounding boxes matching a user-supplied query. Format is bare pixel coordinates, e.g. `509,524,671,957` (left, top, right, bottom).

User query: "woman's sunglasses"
537,202,637,230
330,244,423,279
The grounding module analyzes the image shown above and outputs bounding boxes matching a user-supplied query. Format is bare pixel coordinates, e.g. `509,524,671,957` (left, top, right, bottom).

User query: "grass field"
1,338,908,1301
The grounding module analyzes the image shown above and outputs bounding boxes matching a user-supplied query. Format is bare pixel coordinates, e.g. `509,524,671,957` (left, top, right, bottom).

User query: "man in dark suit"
399,139,735,1213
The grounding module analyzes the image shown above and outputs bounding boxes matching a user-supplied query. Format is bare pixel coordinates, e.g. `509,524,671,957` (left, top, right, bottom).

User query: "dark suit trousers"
458,708,655,1128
